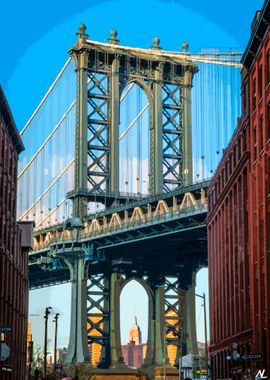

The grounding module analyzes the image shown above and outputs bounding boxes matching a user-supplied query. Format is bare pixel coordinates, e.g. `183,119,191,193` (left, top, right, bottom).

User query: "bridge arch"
120,78,154,104
119,81,151,195
120,277,153,368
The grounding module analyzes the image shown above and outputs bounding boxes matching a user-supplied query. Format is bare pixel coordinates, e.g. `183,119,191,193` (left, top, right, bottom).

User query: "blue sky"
0,0,262,129
1,0,264,357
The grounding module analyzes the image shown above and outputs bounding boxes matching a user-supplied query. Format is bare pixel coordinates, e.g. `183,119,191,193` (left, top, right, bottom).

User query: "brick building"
207,1,270,378
0,85,33,378
243,0,270,373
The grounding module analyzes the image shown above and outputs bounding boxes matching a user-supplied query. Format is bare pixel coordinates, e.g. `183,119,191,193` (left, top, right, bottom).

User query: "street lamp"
195,293,208,379
44,306,52,378
53,313,60,371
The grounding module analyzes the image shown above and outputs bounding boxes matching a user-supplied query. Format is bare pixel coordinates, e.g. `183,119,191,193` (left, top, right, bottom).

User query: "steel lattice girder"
162,83,183,191
87,71,111,194
86,273,111,367
164,277,185,347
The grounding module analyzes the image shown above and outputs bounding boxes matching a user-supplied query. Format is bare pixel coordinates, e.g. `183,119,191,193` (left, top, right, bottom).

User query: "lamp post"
196,293,208,379
44,306,52,378
53,313,60,370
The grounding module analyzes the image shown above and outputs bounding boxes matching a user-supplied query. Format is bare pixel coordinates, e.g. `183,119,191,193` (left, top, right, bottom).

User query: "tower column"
185,280,199,356
143,282,167,372
110,57,120,193
110,273,125,367
65,256,90,364
69,25,89,219
153,286,167,366
182,69,194,185
151,63,164,195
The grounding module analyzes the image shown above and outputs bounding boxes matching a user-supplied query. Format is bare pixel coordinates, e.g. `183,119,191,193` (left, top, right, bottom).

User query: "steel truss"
87,70,111,193
162,83,183,191
69,30,197,208
164,277,185,365
87,273,110,367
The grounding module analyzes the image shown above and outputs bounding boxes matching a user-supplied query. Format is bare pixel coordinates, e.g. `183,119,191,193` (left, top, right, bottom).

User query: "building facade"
207,1,270,378
0,86,33,379
207,119,250,379
243,0,270,374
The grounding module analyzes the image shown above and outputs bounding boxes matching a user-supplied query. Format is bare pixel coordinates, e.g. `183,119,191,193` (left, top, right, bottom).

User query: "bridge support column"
142,284,168,377
65,257,90,364
183,69,193,185
110,58,120,193
110,273,126,368
185,279,198,355
71,30,89,219
153,286,167,366
151,64,164,195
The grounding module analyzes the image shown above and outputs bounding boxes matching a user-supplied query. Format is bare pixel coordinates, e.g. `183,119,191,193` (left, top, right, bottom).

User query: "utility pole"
196,293,208,379
53,313,60,370
44,306,52,378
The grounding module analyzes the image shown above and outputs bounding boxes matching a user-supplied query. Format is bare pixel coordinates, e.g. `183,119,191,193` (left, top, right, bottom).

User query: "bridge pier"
153,286,167,367
110,273,126,368
185,278,199,356
65,256,90,364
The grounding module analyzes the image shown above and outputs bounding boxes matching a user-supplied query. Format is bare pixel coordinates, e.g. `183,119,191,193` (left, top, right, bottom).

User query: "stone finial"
108,29,120,45
151,37,162,50
182,42,189,53
76,23,89,42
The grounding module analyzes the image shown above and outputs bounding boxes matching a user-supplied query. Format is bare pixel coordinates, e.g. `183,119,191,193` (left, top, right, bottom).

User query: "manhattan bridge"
18,25,242,377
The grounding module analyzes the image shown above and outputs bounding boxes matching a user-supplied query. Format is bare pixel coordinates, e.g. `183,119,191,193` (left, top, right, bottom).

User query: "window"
252,77,256,110
242,83,247,113
238,137,242,159
254,127,257,161
266,49,270,86
259,115,263,152
243,127,247,151
258,64,263,99
268,102,270,142
229,154,232,175
233,145,237,167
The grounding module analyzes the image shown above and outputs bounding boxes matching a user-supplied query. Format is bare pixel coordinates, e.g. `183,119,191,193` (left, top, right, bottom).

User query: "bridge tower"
63,24,199,378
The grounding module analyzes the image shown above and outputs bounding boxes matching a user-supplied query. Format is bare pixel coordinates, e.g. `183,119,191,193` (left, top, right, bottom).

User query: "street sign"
241,352,263,361
0,326,12,333
0,342,10,361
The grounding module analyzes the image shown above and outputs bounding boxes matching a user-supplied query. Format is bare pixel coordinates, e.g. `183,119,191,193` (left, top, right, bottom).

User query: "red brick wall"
207,13,270,379
247,31,270,373
207,119,251,379
0,110,28,379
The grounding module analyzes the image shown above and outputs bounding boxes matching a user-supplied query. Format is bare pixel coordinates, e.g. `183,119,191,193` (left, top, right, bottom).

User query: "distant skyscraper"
122,317,145,368
128,316,142,345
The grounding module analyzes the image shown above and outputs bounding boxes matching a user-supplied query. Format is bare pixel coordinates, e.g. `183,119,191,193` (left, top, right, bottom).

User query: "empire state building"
122,317,146,368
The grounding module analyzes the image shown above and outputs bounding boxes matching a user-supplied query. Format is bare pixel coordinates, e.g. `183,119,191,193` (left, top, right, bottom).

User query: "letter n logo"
256,369,267,379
